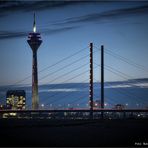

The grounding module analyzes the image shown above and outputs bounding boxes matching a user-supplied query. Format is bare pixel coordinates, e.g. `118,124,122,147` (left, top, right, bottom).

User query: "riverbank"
0,118,148,147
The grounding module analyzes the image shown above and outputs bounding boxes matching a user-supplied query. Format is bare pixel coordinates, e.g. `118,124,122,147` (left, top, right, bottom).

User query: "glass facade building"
6,90,26,110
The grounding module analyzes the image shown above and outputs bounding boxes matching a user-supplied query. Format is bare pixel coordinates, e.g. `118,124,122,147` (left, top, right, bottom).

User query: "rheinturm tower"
27,13,42,109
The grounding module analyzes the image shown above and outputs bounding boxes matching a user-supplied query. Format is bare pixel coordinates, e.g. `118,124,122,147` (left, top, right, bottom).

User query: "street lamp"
41,104,44,109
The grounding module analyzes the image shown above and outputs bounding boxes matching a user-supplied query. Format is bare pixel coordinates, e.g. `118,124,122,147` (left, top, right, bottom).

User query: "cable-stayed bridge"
0,43,148,119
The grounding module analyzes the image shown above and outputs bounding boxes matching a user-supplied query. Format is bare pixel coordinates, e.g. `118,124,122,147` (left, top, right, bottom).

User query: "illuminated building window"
6,90,26,110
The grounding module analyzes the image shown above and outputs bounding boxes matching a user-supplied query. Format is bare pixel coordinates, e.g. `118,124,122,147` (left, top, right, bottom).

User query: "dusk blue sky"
0,1,148,86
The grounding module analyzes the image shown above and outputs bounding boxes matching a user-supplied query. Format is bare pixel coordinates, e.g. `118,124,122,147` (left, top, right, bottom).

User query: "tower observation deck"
27,13,42,109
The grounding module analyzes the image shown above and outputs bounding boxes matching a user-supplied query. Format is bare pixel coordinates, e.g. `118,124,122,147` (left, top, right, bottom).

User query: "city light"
95,103,98,106
33,25,36,33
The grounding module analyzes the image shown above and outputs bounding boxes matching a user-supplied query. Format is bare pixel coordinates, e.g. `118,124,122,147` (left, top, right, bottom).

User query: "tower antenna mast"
33,13,36,33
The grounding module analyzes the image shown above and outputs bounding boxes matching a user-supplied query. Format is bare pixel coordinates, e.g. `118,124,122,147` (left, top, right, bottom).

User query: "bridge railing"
0,109,148,119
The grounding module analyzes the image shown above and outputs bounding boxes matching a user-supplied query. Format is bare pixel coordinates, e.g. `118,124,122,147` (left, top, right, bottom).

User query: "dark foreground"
0,118,148,147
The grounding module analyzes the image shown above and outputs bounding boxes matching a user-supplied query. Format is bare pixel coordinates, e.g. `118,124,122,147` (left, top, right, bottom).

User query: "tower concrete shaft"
27,14,42,110
32,49,39,109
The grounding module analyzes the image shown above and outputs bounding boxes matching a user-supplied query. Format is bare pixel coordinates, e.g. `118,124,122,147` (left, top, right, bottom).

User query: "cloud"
0,26,77,39
105,82,148,88
0,1,147,19
41,26,78,35
105,84,132,88
51,4,148,26
0,1,79,15
48,88,78,92
0,3,148,39
0,31,27,39
132,83,148,88
27,88,80,93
